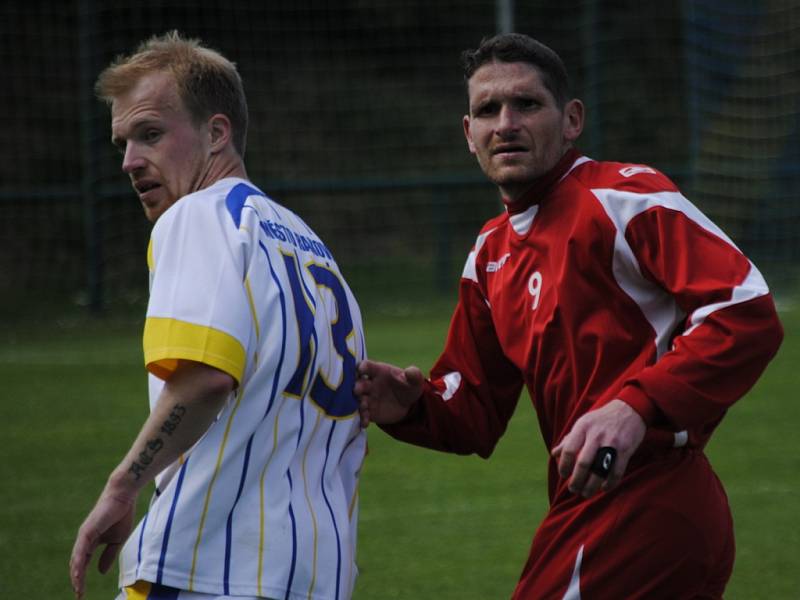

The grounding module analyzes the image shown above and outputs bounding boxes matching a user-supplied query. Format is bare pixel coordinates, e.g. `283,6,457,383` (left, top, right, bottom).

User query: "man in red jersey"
355,33,783,599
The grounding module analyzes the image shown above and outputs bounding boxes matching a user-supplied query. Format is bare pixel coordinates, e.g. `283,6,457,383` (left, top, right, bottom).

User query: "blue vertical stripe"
322,421,343,600
135,511,149,580
297,379,305,448
259,240,288,417
156,459,190,584
256,238,297,594
223,435,254,594
339,429,361,465
284,471,298,600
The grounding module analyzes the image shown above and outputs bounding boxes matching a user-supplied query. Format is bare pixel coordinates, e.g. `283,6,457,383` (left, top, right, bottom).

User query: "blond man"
70,32,367,600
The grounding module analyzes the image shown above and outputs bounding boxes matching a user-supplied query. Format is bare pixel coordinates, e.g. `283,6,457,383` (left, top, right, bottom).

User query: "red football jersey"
381,149,783,597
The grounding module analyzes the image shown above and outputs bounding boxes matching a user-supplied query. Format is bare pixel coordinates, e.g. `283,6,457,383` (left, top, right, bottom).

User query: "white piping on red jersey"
591,188,768,358
462,226,498,283
563,155,593,180
684,273,768,336
466,155,593,268
509,204,540,235
562,544,584,600
509,156,592,237
674,430,689,447
440,371,462,402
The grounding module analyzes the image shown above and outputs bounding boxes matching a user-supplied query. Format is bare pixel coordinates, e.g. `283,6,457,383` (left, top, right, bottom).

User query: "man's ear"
208,114,233,153
563,99,584,142
463,114,477,154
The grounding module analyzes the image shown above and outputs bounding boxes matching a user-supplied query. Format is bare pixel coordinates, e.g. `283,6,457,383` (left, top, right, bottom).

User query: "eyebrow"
111,118,161,148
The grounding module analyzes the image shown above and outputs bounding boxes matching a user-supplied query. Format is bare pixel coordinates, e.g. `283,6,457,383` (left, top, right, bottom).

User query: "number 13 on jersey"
282,252,358,418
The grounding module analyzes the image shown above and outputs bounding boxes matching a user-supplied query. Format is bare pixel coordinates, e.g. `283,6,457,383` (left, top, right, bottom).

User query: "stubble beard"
487,162,546,199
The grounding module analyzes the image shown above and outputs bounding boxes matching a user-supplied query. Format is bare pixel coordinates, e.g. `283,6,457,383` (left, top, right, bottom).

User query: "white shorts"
116,580,278,600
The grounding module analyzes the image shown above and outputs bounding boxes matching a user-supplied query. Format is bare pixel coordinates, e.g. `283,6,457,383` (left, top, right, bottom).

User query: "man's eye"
474,103,497,117
144,129,162,143
517,98,539,110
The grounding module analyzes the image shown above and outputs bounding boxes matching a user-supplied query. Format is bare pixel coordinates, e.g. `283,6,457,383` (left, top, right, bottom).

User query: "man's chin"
141,201,167,223
141,207,158,223
490,170,539,188
140,194,177,223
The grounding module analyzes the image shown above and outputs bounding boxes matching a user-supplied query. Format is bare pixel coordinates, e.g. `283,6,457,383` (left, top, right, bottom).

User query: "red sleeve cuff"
617,384,660,426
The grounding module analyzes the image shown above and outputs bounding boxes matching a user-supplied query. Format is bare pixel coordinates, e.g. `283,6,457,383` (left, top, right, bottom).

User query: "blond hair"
96,30,248,156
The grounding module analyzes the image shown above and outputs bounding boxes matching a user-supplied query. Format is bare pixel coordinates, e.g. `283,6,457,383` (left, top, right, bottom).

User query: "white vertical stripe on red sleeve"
592,189,685,357
591,188,769,357
683,267,769,335
462,226,498,283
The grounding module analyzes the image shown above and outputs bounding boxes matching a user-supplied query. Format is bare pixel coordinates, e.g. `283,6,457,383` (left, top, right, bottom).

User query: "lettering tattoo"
160,404,186,435
128,403,187,481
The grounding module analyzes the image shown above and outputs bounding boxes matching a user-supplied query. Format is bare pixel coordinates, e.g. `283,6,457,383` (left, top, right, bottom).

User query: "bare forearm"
70,363,234,599
107,361,234,497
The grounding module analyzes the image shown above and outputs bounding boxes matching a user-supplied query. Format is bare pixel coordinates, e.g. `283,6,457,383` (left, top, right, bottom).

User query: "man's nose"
496,105,520,135
121,144,145,174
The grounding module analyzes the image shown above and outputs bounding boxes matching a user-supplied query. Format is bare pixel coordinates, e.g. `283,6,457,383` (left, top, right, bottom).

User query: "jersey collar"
503,147,582,215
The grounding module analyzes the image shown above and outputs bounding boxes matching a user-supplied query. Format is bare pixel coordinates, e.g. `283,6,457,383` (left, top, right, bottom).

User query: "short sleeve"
144,192,250,384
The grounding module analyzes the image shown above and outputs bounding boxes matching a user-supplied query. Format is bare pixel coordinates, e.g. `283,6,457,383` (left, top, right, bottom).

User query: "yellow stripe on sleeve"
144,317,246,384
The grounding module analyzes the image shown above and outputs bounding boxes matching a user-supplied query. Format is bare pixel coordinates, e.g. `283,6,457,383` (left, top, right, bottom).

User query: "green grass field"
1,296,797,599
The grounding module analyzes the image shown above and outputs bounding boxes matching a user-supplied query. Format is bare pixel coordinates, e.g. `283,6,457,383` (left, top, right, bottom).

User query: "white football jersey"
118,178,367,600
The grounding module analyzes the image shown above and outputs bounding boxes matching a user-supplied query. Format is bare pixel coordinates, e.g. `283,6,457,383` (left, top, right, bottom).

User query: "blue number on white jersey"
283,254,358,418
307,263,358,417
282,253,315,398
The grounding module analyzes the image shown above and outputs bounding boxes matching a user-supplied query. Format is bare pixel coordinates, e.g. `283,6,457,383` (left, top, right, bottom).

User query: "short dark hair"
461,33,572,107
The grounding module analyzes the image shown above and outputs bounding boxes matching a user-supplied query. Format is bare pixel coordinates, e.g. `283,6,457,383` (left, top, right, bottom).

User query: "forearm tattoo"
128,404,187,480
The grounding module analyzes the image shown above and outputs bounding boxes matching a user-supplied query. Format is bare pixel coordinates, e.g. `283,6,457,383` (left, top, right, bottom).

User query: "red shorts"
513,449,734,600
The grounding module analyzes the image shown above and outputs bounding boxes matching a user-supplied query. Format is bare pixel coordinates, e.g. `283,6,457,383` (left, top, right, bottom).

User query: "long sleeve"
613,198,784,437
380,276,524,458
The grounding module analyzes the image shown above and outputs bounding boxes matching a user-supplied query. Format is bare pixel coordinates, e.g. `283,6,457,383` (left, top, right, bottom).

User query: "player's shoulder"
571,158,679,195
469,211,509,254
477,211,509,237
164,178,260,229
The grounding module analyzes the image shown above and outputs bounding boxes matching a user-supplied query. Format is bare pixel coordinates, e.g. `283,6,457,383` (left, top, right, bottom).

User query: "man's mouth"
492,145,528,156
134,180,161,198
